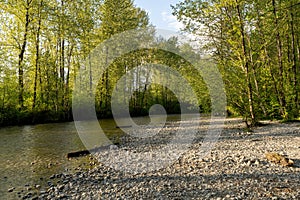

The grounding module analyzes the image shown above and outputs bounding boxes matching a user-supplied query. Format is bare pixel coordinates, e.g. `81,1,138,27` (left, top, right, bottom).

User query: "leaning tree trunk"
18,3,31,110
236,2,256,126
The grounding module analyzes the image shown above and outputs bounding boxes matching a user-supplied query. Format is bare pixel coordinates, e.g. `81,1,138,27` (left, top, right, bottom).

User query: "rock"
110,145,118,150
40,190,46,194
31,119,300,199
58,185,64,191
23,192,32,199
8,187,15,192
265,152,294,167
246,160,252,166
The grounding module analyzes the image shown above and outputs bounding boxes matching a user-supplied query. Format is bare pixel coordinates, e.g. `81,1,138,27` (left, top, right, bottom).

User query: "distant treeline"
1,0,299,127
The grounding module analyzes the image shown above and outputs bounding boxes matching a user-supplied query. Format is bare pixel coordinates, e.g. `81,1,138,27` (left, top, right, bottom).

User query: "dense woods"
173,0,300,125
0,0,299,126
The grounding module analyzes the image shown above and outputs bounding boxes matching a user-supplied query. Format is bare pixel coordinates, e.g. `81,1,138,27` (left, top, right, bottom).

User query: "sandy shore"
23,118,300,199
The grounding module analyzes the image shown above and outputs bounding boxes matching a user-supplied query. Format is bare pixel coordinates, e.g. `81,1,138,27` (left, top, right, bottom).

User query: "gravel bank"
29,118,300,199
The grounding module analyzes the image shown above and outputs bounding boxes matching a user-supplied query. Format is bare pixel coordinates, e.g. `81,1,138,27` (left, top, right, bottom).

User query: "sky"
134,0,184,32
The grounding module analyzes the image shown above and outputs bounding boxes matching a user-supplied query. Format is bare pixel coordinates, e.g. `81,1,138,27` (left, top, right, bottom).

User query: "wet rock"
47,181,53,187
32,119,300,199
58,185,64,191
35,185,41,189
22,192,33,199
39,190,46,194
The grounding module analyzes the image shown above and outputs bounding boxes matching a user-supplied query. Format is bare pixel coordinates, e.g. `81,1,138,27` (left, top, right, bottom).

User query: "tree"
172,0,300,124
95,0,149,115
0,0,102,125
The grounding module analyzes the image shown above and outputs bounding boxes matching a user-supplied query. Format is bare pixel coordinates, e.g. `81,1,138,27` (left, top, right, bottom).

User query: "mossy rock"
265,152,294,167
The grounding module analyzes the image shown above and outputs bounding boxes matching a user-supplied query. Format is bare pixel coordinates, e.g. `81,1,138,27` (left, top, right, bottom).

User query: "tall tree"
172,0,300,123
95,0,149,113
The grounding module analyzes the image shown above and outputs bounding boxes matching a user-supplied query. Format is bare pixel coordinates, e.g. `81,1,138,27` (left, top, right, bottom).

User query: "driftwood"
67,150,91,158
265,152,294,167
116,125,132,128
67,144,119,158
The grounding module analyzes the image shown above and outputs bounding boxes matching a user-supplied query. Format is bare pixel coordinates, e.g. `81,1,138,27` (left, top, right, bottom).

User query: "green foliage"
0,0,211,126
5,0,297,127
172,0,300,124
0,0,103,126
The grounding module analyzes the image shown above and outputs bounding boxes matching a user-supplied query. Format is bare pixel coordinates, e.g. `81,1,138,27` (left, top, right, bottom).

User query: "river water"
0,115,182,199
0,118,121,199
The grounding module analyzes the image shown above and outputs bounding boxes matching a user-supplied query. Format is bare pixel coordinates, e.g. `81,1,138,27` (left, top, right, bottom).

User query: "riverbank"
22,118,300,199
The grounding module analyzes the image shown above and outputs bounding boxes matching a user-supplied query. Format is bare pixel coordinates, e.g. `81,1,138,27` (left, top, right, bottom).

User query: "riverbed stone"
34,119,300,199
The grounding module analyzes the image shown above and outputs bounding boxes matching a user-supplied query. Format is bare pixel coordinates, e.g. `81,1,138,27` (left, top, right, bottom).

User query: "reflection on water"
0,115,181,199
0,119,116,199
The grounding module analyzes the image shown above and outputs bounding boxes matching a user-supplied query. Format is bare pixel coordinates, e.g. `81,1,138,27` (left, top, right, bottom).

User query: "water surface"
0,115,182,199
0,119,119,199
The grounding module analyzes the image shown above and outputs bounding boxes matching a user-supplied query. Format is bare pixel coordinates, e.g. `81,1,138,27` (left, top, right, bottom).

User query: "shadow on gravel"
292,159,300,168
219,125,300,142
115,125,300,152
118,124,299,149
95,171,300,198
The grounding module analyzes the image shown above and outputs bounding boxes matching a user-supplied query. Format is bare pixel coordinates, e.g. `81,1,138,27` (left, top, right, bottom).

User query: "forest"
0,0,299,127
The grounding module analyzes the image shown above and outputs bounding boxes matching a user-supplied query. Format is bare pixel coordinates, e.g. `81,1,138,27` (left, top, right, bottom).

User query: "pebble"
33,119,300,199
47,181,53,187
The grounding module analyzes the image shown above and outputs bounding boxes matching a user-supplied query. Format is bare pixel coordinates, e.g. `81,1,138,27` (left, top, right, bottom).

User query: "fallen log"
67,150,90,158
67,144,119,158
116,125,132,128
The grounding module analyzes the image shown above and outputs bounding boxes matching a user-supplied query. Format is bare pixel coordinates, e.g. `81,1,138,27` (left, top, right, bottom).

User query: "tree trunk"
272,0,286,117
18,3,31,110
236,2,256,125
289,7,299,116
33,0,43,110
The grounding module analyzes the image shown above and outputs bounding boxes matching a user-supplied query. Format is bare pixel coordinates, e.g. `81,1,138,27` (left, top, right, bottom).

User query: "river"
0,115,182,199
0,118,121,199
